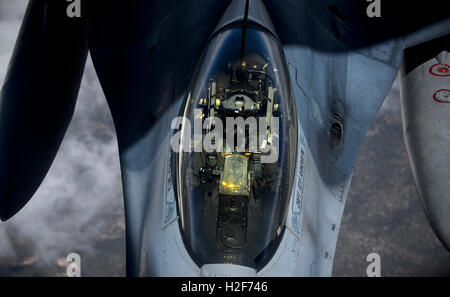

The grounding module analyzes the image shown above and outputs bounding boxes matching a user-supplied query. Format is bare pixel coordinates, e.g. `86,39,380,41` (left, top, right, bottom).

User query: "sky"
0,0,449,276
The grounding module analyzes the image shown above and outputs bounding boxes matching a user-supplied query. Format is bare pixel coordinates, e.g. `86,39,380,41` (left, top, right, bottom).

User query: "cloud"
0,0,27,83
0,0,124,274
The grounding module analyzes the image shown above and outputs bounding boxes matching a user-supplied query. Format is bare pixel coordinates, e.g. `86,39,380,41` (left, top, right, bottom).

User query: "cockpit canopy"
174,24,297,270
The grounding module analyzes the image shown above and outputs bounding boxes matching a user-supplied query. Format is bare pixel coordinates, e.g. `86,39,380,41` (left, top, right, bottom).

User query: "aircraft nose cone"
200,264,257,277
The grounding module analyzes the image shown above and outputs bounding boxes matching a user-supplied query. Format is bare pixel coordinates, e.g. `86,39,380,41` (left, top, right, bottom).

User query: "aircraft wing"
0,0,89,220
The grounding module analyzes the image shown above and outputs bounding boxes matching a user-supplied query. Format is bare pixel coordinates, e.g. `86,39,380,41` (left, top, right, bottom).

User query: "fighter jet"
0,0,449,276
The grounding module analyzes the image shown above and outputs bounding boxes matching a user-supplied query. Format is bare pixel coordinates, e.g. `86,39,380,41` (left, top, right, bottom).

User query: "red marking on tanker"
433,89,450,103
429,63,450,77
